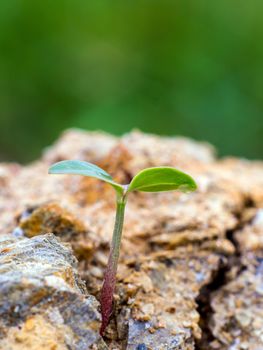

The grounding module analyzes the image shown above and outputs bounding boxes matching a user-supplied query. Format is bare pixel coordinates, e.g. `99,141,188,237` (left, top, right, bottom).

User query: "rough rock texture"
0,234,107,350
208,209,263,350
124,252,223,350
16,202,93,259
0,129,263,349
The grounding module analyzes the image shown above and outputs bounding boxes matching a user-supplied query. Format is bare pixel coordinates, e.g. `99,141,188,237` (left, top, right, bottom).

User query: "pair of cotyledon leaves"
48,160,197,195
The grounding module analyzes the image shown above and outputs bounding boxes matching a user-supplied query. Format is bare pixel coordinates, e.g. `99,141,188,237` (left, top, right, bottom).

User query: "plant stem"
100,192,126,335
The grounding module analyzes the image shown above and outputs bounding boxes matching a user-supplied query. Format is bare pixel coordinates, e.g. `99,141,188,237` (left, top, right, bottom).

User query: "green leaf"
127,167,197,193
48,160,123,194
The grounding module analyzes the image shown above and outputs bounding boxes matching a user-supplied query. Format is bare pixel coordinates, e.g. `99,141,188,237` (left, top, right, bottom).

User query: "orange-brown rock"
0,130,263,349
15,202,95,259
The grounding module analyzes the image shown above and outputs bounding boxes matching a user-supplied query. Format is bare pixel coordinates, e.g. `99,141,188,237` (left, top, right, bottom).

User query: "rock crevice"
0,130,263,349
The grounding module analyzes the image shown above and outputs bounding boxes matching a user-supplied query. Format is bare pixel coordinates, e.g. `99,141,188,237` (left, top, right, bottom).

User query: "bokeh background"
0,1,262,163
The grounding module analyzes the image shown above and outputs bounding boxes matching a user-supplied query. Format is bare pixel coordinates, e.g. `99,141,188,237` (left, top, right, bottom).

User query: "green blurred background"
0,0,262,163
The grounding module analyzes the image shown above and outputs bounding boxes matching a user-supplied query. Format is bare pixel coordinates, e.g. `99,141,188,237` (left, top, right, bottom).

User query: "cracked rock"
0,234,107,350
0,130,263,349
210,255,263,350
124,252,223,350
209,208,263,350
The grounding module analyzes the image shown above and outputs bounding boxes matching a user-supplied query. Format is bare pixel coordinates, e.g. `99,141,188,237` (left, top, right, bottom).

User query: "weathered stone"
208,209,263,349
0,130,263,349
235,208,263,252
16,202,94,259
43,129,118,164
123,252,223,350
0,234,107,350
210,254,263,350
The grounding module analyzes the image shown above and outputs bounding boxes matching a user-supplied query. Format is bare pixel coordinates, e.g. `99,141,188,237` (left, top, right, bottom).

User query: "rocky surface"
208,209,263,350
0,234,107,350
0,129,263,349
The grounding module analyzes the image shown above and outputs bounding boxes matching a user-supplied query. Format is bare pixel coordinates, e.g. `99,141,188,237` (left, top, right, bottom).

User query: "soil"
0,129,263,349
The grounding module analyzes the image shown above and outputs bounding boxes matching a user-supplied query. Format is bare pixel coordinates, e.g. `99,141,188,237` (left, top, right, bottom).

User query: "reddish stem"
100,252,116,335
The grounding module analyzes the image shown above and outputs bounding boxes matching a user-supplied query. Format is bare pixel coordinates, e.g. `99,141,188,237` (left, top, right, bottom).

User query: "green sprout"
48,160,197,335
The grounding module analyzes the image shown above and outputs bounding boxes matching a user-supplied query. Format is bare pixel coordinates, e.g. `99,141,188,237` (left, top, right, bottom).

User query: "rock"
208,208,263,350
124,252,223,350
235,208,263,252
16,202,94,259
0,234,107,350
43,129,118,164
210,255,263,350
0,129,263,349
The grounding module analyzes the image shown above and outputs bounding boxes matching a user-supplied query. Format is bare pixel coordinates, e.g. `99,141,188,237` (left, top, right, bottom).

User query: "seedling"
48,160,197,335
